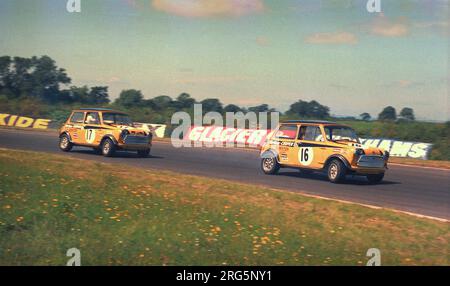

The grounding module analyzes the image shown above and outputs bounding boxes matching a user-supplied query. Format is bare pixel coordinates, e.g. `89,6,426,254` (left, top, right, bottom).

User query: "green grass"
0,149,448,265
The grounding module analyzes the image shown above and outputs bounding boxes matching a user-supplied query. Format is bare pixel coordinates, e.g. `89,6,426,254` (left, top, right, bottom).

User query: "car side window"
70,112,85,124
299,126,323,141
85,112,100,125
274,125,297,140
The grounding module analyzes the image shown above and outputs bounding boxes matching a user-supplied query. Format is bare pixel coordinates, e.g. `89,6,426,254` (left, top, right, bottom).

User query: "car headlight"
354,148,365,156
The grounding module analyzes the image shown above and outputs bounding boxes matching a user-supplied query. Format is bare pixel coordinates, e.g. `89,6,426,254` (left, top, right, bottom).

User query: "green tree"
0,56,12,95
308,100,329,118
68,86,90,103
360,112,371,121
0,55,71,101
378,106,397,121
287,100,330,119
31,56,71,102
399,107,415,121
224,104,242,113
9,57,34,97
200,98,223,113
150,95,173,110
115,89,143,107
173,93,195,110
248,104,275,113
89,86,109,104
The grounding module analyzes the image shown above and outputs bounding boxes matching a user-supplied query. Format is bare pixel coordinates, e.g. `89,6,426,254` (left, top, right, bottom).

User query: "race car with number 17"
59,108,152,157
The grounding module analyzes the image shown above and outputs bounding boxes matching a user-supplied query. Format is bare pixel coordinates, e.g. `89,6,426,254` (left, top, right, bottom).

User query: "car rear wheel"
59,134,73,152
327,159,347,183
366,173,384,184
261,157,280,175
101,138,116,157
137,148,151,158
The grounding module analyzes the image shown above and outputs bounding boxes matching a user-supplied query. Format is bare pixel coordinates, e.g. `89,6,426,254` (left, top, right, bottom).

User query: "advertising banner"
184,126,433,159
134,123,167,138
0,113,52,130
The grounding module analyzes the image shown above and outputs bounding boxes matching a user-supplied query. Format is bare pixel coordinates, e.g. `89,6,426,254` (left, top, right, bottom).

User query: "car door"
82,112,102,146
269,124,299,165
294,125,327,169
67,112,85,144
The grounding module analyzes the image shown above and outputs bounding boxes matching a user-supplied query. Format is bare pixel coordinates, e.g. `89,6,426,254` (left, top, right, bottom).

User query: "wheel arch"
261,149,280,162
324,154,351,170
100,134,118,145
59,131,72,142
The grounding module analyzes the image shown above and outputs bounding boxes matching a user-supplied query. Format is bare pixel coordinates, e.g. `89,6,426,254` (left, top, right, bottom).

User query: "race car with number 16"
260,120,389,184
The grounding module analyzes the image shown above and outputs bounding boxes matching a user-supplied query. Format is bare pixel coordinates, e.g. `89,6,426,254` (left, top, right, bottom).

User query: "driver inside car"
86,114,98,124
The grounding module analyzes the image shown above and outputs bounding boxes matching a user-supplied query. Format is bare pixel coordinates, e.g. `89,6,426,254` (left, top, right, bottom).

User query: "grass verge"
0,148,448,266
388,157,450,169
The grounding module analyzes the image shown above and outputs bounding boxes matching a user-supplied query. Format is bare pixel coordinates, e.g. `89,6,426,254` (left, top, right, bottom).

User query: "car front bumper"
118,135,152,150
357,155,386,168
352,155,387,174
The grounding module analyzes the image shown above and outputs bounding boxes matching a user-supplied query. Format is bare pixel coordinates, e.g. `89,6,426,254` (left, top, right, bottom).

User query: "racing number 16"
298,147,314,166
300,148,309,162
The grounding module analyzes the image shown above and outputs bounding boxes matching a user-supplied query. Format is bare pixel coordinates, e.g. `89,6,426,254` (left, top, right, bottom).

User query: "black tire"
59,134,73,152
101,138,116,157
137,148,151,158
261,157,280,175
327,159,347,183
366,173,384,184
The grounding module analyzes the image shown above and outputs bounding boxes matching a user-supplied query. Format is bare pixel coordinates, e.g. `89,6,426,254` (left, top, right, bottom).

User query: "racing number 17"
86,129,94,142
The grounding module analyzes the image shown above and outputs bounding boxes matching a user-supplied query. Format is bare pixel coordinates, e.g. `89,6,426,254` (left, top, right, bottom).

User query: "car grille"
124,135,149,145
357,155,385,168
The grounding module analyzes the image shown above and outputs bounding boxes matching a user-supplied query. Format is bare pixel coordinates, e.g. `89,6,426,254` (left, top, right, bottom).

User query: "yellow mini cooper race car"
59,108,152,157
260,120,389,184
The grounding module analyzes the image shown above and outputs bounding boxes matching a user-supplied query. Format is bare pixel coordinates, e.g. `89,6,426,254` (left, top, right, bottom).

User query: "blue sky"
0,0,448,121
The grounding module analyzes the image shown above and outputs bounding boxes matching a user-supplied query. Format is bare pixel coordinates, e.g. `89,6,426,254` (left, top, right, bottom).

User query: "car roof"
73,108,128,114
281,120,338,125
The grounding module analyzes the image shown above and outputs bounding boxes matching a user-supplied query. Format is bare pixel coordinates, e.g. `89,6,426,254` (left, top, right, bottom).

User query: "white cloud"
256,36,270,46
370,16,409,37
397,80,413,88
414,21,448,29
152,0,264,18
305,32,358,45
414,20,449,37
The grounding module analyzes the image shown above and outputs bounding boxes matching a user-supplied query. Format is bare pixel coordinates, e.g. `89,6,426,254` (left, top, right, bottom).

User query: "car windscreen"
324,126,360,143
102,113,133,126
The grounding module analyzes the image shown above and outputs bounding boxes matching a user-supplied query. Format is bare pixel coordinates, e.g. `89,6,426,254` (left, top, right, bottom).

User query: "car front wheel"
101,138,116,157
261,157,280,175
327,159,347,183
59,134,73,152
366,173,384,184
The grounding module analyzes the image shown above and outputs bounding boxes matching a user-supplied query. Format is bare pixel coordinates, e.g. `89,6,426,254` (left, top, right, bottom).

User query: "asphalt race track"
0,129,449,220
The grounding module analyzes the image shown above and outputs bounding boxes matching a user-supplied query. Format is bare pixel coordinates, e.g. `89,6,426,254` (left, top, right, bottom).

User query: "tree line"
0,55,415,121
0,56,109,104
